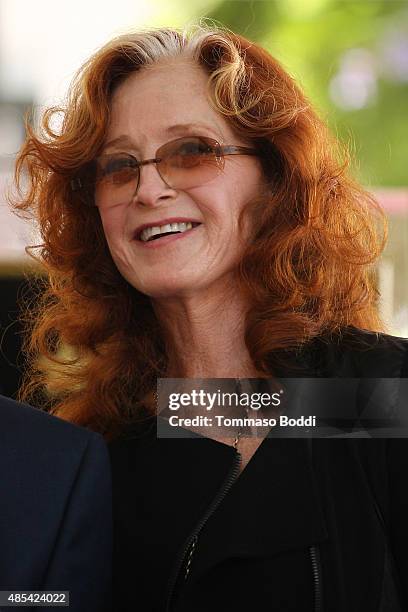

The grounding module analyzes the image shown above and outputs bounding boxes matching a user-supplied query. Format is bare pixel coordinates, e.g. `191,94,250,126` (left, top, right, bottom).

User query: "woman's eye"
101,157,136,175
97,156,138,185
177,141,213,156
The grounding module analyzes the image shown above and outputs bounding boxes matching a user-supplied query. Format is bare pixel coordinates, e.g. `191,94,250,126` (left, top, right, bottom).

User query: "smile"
135,222,203,248
139,221,201,242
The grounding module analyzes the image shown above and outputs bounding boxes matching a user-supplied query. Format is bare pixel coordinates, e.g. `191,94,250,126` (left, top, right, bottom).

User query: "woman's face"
99,59,265,299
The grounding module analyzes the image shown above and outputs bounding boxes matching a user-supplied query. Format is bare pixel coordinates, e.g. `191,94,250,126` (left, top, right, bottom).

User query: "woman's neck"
152,282,260,378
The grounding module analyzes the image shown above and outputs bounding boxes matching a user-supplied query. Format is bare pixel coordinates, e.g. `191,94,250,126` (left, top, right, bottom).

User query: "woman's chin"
135,280,201,300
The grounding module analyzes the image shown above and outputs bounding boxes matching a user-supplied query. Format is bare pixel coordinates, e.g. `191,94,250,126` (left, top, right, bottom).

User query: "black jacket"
0,395,112,612
109,326,408,611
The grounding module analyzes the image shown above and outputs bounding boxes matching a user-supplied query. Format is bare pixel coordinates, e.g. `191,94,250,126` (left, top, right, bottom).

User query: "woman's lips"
134,224,202,249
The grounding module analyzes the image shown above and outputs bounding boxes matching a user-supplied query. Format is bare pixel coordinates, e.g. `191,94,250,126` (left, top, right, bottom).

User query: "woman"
12,25,408,611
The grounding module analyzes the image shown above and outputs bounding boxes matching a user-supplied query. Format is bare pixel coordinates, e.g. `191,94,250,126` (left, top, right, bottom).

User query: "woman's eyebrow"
102,135,137,152
102,123,222,152
165,123,221,138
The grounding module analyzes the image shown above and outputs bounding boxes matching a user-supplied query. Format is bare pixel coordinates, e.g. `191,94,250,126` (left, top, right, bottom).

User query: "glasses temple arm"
220,146,259,156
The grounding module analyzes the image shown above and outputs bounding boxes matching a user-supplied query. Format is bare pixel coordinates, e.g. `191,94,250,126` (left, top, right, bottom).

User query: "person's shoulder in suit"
0,394,112,612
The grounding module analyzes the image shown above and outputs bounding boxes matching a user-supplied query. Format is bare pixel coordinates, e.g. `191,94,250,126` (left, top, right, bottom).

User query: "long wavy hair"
10,24,386,437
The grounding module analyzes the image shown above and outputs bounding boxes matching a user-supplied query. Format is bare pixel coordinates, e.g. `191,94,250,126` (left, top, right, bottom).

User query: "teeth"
140,221,195,242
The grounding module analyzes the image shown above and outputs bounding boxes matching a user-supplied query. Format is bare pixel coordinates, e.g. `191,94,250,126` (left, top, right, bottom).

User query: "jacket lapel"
185,437,328,579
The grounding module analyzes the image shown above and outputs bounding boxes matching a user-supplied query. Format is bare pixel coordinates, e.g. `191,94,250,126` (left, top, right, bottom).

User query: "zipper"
164,446,323,611
307,438,323,612
164,448,241,612
309,544,323,612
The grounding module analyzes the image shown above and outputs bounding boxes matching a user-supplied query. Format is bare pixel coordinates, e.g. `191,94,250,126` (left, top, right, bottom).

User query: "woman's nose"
133,162,176,207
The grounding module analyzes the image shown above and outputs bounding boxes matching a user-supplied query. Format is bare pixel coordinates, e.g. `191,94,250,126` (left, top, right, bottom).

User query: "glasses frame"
70,136,260,206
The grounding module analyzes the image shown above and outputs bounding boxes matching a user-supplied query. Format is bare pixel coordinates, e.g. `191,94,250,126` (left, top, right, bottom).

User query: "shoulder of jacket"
310,325,408,377
0,394,101,453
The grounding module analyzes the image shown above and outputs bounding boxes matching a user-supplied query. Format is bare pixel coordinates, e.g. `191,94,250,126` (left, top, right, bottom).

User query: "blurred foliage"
201,0,408,187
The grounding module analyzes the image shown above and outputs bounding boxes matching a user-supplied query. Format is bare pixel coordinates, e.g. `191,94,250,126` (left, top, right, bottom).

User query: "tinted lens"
93,154,139,208
157,137,223,189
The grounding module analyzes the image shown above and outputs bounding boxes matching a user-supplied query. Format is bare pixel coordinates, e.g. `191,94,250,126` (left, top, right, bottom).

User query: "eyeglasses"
70,136,259,209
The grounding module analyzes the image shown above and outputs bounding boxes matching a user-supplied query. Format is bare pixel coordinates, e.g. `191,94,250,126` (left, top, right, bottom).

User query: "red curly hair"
10,24,386,438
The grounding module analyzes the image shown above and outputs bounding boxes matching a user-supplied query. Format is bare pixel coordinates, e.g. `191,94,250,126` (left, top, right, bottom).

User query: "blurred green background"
162,0,408,187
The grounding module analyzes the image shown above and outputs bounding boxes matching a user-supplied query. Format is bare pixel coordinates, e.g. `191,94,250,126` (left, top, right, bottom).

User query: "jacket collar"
155,417,328,582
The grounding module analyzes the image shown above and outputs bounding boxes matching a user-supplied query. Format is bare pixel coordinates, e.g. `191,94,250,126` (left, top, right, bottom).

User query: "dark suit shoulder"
0,395,112,609
0,394,102,454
